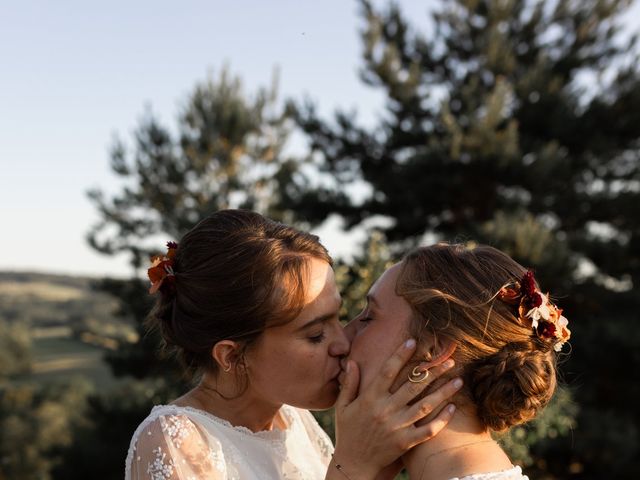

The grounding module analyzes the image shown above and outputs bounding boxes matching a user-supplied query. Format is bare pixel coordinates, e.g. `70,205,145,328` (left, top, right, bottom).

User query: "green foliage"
94,277,187,385
0,379,92,480
0,320,32,378
481,210,571,284
497,387,578,468
0,272,134,346
335,231,395,321
52,379,175,480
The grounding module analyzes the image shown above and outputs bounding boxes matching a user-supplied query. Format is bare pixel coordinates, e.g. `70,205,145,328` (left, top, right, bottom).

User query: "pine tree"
292,1,640,477
89,66,295,269
87,67,298,385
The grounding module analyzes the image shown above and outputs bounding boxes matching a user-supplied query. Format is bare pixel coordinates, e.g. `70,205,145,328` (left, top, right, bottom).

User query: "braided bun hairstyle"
397,243,562,431
469,340,556,431
146,209,331,380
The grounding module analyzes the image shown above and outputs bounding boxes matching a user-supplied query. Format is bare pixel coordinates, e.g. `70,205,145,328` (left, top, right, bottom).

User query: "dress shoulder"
125,406,228,480
454,466,529,480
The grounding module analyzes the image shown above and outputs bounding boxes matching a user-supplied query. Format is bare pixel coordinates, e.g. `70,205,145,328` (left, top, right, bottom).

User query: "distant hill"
0,270,137,346
0,270,137,386
0,271,92,301
0,270,96,286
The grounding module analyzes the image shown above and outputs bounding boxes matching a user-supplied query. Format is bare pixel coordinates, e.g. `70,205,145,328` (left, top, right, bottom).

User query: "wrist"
330,453,378,480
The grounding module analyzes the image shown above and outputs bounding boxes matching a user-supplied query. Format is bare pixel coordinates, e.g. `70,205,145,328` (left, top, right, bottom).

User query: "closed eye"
308,332,326,344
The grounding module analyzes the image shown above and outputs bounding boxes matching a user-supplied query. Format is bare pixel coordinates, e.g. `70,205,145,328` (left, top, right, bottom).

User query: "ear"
420,336,457,369
211,340,243,373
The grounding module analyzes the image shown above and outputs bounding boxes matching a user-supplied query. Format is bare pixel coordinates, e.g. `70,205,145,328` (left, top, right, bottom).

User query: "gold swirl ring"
408,365,430,383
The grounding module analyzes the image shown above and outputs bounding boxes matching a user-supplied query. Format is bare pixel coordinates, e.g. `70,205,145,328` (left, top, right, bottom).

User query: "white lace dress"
452,466,529,479
125,404,333,480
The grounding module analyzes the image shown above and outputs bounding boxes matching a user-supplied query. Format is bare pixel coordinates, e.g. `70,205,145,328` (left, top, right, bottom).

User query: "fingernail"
443,359,454,369
346,361,351,374
453,378,463,389
405,338,416,349
448,404,456,414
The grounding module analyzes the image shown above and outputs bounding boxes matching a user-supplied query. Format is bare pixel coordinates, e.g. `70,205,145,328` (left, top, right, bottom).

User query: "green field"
30,336,117,386
0,271,129,388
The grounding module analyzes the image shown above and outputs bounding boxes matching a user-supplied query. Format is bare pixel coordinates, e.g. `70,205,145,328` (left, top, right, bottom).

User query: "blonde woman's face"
343,262,414,393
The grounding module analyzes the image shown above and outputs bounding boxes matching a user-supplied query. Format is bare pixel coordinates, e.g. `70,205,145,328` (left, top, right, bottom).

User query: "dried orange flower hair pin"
148,241,178,295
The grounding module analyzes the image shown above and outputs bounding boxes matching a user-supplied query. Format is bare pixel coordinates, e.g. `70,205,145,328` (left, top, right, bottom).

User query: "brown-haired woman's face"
344,263,414,393
243,258,349,410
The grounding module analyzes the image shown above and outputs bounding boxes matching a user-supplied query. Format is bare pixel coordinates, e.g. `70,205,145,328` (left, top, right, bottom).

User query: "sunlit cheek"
356,349,380,390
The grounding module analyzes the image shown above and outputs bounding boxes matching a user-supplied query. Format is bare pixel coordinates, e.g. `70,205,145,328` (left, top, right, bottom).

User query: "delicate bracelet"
331,454,353,480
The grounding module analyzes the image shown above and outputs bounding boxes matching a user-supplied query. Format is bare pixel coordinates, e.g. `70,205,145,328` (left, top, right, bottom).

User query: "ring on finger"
408,365,430,383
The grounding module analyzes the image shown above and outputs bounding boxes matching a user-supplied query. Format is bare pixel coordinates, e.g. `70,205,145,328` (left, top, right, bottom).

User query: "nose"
328,321,351,357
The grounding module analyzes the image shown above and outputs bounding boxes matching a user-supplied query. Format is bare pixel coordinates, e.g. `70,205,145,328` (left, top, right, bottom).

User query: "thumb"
335,360,360,410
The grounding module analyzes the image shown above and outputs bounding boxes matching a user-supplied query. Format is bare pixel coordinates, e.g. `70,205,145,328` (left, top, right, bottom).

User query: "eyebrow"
296,298,343,332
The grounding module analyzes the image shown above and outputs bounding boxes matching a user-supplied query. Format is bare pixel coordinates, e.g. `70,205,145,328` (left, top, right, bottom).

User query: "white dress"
452,466,529,479
125,404,334,480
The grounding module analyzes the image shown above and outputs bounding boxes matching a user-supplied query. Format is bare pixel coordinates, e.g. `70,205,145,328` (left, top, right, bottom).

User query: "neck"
173,372,284,433
403,407,511,480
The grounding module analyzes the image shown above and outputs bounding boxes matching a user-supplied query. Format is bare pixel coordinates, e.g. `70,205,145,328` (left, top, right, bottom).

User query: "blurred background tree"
87,64,296,268
291,0,640,477
0,319,93,480
0,320,32,378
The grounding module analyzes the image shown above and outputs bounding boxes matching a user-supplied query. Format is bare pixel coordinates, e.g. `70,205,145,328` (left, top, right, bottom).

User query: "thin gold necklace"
418,439,497,480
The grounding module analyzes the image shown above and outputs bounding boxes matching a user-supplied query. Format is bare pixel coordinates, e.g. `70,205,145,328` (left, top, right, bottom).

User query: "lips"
326,364,341,386
340,358,348,372
336,359,349,386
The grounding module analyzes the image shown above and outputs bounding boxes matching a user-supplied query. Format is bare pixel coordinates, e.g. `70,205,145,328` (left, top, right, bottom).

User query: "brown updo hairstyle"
396,243,559,432
147,209,332,380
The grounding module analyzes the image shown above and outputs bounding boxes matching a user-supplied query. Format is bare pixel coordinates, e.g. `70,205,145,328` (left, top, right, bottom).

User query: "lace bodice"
452,466,529,480
125,404,334,480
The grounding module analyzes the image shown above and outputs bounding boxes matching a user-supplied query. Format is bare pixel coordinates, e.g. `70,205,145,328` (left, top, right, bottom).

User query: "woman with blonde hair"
345,243,570,480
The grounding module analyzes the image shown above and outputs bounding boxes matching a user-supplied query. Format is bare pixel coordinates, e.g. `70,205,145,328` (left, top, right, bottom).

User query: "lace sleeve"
128,413,228,480
297,408,334,465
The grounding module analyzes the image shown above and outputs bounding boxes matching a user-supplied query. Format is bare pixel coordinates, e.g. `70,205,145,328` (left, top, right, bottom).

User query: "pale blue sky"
1,1,638,277
1,0,415,277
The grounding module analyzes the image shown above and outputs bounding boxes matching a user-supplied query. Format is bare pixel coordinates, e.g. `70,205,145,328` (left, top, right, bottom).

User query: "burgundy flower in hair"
536,320,557,339
497,270,571,352
521,271,537,296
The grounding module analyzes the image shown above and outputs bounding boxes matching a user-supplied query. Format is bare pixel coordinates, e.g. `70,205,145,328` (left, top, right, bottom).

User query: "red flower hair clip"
498,271,571,351
148,241,178,295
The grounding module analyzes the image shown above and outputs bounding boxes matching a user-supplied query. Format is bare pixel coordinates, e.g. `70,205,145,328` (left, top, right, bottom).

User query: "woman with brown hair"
345,243,571,480
125,210,463,480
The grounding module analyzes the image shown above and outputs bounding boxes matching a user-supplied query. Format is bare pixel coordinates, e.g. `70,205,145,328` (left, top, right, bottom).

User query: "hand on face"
331,338,462,479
